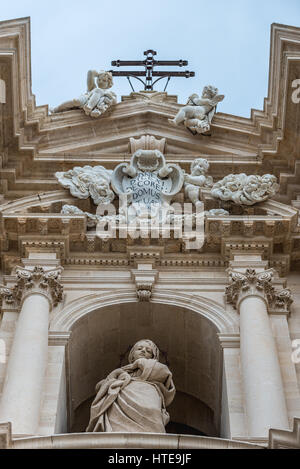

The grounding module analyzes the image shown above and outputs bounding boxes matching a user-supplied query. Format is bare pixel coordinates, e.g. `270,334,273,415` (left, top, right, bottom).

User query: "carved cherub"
51,70,117,118
169,85,224,134
184,158,213,207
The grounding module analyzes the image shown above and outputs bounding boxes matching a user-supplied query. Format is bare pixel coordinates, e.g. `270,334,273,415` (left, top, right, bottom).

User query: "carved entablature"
226,268,293,314
0,266,64,310
0,189,297,275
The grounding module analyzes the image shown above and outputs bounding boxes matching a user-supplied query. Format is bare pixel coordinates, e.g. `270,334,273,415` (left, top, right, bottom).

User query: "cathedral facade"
0,17,299,449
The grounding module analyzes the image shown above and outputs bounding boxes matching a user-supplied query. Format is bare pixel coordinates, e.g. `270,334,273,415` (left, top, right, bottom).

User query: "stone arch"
51,289,238,333
50,290,237,436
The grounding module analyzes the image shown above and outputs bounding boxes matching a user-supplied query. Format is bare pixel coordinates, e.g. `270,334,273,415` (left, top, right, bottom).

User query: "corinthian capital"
225,268,293,314
0,266,64,310
0,286,16,307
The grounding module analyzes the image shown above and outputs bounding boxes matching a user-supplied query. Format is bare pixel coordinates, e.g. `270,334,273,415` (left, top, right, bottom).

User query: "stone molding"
269,417,300,449
50,289,238,333
0,266,64,310
8,431,264,450
225,268,293,313
136,283,153,302
218,333,240,349
0,422,11,449
48,331,72,347
0,189,297,276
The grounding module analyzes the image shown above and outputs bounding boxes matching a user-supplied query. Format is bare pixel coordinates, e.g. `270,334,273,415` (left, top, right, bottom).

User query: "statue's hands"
107,368,124,380
133,357,148,368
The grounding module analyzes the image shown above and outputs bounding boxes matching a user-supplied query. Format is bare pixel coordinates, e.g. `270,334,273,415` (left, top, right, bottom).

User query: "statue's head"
128,339,160,363
97,71,113,89
191,158,209,175
202,85,218,99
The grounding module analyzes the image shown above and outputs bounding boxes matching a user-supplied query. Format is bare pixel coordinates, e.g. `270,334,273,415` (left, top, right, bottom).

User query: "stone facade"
0,17,299,449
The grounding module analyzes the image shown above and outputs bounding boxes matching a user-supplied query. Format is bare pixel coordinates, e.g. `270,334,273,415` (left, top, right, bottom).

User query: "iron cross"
110,49,195,92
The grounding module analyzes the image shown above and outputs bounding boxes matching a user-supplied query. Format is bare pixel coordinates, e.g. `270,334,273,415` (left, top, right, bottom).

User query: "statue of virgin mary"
86,339,175,433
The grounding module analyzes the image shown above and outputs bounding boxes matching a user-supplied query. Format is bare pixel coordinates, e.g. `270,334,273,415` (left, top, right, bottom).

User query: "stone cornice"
0,194,298,274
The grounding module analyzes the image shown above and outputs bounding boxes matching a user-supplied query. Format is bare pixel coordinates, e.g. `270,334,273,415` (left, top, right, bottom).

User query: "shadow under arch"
51,291,238,437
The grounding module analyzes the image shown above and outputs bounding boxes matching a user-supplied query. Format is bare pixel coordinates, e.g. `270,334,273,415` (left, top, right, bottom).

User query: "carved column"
226,268,291,438
0,266,63,436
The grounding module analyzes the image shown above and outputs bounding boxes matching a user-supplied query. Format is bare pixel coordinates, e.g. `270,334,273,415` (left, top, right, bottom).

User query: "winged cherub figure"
169,85,224,134
51,70,117,118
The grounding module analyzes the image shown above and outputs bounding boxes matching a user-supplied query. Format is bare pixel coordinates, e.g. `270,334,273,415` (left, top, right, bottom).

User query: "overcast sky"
1,0,300,117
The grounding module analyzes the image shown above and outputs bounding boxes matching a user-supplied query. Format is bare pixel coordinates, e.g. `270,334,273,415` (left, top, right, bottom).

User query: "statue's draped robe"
86,358,175,433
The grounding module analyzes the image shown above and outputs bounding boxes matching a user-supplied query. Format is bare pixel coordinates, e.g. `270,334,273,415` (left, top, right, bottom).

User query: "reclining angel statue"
86,339,175,433
51,70,117,118
169,85,224,134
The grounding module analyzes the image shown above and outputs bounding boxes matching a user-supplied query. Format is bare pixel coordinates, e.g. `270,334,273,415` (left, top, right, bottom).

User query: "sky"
1,0,300,117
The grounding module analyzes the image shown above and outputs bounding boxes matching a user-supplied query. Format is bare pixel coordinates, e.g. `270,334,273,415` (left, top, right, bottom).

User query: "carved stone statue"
184,158,213,208
86,340,175,433
51,70,117,118
55,165,114,205
169,85,224,134
211,173,279,206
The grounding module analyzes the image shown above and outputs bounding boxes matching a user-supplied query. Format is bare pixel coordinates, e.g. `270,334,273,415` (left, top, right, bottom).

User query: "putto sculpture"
51,70,117,118
169,85,224,134
86,340,175,433
184,158,213,208
211,173,279,206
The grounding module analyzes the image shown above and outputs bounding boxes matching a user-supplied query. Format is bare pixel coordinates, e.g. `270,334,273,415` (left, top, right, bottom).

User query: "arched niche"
66,301,224,436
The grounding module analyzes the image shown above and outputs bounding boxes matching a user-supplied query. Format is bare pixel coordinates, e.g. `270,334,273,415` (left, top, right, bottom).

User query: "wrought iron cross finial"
110,49,195,92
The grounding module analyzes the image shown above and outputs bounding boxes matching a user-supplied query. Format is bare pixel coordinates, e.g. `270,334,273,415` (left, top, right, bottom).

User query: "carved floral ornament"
0,266,64,309
225,268,293,313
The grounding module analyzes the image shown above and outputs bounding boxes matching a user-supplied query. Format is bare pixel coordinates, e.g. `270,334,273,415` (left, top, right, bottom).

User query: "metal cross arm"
110,49,195,91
